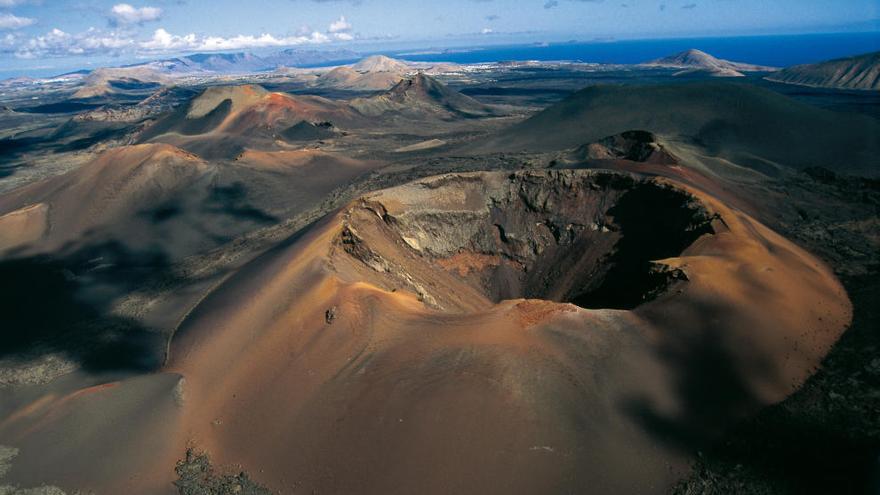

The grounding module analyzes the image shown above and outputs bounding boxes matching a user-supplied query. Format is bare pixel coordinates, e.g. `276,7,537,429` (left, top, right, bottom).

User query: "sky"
0,0,877,75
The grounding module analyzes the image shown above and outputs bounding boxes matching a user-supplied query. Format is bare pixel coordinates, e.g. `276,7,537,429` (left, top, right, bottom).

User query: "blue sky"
0,0,877,75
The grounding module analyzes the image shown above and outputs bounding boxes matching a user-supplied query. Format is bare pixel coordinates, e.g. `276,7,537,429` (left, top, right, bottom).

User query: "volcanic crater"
2,169,849,495
334,170,718,313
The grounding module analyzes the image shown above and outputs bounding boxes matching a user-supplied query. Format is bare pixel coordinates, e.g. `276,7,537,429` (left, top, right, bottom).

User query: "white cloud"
480,27,493,34
0,13,35,30
110,4,162,25
1,16,359,58
138,27,193,51
328,16,352,33
327,16,354,40
10,27,134,58
139,27,332,52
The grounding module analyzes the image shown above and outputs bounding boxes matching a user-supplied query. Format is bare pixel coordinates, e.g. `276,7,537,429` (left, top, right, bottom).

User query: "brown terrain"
0,53,876,495
314,56,413,91
72,67,169,99
0,168,852,494
138,85,365,159
350,72,504,119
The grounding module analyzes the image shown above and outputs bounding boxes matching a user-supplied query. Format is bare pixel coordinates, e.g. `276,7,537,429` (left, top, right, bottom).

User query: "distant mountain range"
8,47,876,99
124,48,360,75
644,49,777,77
765,51,880,91
130,73,500,159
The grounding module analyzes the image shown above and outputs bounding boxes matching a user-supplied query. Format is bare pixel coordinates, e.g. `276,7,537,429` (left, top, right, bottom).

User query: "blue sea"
390,32,880,68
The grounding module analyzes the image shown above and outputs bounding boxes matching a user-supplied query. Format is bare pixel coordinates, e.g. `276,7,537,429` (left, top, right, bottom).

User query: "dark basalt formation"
280,120,338,142
573,130,679,165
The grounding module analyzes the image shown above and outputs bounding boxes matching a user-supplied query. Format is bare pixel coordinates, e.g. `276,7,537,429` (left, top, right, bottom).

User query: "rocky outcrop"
572,130,679,165
337,170,714,310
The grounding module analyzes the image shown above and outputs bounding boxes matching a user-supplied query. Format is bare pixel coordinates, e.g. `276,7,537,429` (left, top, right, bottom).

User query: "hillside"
485,81,880,177
351,73,499,118
315,65,406,91
4,170,850,494
72,67,168,99
138,84,362,158
766,51,880,91
0,144,210,256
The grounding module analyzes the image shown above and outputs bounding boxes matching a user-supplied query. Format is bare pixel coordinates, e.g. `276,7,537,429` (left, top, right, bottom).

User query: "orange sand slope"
174,84,362,134
136,85,363,159
0,144,379,260
1,170,850,494
0,143,208,255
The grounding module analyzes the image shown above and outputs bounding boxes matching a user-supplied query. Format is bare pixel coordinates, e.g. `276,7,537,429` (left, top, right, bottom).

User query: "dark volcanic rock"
574,130,679,165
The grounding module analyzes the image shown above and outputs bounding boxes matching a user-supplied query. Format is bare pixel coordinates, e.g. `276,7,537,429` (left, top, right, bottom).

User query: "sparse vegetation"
174,449,271,495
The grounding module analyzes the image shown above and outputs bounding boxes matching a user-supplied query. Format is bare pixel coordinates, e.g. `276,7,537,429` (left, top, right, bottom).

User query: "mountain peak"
649,49,724,68
387,72,440,99
186,84,269,118
352,55,411,73
350,72,498,118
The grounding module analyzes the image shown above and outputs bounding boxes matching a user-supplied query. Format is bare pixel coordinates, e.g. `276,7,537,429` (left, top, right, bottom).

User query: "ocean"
391,32,880,68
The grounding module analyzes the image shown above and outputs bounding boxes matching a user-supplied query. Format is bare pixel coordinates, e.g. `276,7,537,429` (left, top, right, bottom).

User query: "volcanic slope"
2,170,851,494
0,143,212,257
0,143,378,259
766,51,880,91
484,81,880,177
351,73,502,119
72,67,168,99
138,84,363,159
315,66,406,91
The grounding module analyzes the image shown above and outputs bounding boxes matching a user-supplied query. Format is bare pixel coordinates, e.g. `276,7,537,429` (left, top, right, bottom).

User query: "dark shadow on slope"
108,80,162,92
622,299,770,453
204,182,278,224
670,271,880,495
0,241,176,373
572,180,715,309
0,120,133,160
0,136,42,161
15,101,105,114
138,98,232,142
56,126,133,152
